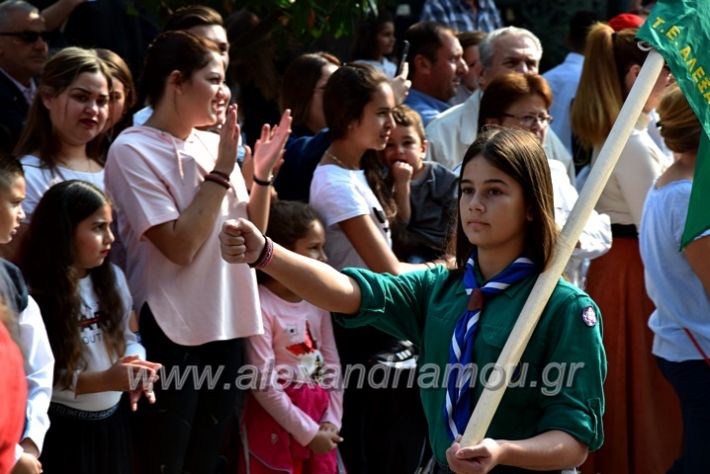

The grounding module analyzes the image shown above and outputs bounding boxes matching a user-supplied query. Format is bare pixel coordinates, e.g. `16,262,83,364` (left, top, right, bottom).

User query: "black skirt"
40,396,132,474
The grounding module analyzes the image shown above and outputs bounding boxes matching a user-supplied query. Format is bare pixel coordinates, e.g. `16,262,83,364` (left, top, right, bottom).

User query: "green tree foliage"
133,0,377,48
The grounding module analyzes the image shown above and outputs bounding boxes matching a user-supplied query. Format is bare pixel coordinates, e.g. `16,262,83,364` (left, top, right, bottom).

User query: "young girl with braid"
221,128,606,474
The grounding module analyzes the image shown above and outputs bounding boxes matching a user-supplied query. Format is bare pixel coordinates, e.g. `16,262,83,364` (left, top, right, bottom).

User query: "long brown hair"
571,24,647,148
453,128,557,270
96,48,136,131
323,63,391,140
279,52,341,130
14,47,112,166
19,180,125,388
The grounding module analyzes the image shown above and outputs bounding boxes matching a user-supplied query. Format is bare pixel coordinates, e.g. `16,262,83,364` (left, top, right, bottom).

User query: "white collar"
0,67,36,104
460,89,483,144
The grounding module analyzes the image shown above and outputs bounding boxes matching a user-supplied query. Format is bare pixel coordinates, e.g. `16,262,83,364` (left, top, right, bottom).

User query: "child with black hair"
242,200,343,474
351,11,398,78
0,156,52,474
19,180,160,474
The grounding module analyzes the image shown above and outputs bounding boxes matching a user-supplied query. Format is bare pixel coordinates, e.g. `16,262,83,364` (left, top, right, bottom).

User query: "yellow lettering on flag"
692,67,705,82
679,46,691,60
666,25,681,40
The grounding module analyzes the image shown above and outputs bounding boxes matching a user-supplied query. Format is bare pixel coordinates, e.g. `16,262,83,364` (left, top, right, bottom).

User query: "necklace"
324,149,358,170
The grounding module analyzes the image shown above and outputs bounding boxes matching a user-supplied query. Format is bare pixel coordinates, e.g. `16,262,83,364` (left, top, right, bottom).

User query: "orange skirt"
580,238,682,474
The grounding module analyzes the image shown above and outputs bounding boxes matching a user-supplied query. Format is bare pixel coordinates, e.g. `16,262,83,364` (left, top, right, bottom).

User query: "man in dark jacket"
0,1,49,154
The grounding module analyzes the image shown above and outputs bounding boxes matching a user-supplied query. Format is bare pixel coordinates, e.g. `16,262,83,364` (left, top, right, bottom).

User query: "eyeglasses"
0,31,49,44
501,112,553,128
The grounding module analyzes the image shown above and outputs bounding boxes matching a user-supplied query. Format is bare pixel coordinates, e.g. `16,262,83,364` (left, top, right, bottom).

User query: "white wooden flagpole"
460,50,665,447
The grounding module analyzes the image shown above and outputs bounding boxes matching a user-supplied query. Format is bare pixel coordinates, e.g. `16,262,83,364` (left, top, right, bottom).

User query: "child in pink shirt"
243,201,343,474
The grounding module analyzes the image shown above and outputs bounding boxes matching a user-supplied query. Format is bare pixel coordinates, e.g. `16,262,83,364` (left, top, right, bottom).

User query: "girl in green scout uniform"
220,127,606,474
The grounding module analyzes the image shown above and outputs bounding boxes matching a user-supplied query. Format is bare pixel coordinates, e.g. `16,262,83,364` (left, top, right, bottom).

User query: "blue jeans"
657,357,710,474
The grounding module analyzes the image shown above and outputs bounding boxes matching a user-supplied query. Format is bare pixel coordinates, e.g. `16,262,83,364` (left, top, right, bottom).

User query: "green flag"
637,0,710,248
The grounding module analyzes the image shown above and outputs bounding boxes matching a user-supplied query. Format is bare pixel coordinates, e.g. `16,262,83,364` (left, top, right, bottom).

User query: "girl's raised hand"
251,110,292,183
241,145,254,188
220,218,265,265
214,104,241,176
445,438,503,474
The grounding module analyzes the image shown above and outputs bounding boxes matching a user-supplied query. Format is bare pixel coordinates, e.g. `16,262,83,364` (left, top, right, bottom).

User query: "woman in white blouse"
570,22,678,474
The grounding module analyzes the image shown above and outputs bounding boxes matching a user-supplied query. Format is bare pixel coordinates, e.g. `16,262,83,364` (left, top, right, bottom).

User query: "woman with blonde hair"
571,23,680,473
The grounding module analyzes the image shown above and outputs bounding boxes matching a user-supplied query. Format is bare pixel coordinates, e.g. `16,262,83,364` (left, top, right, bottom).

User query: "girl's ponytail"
572,23,624,148
572,23,649,149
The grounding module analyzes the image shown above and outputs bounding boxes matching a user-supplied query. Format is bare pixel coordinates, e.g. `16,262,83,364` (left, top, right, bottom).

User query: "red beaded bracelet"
210,169,231,180
204,174,230,190
249,236,274,269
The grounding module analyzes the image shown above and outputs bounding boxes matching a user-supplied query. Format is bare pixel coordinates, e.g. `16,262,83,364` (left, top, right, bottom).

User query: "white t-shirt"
52,265,145,412
105,126,262,345
309,164,391,270
20,155,104,221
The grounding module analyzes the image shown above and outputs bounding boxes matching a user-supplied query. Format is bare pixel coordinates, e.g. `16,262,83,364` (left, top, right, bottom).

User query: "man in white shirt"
0,1,48,154
543,11,599,154
425,26,575,181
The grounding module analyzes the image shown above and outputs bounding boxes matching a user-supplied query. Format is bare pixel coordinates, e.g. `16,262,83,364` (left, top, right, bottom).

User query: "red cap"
608,13,645,31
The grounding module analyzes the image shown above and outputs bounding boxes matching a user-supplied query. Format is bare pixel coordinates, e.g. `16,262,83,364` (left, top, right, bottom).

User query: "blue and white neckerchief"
444,252,536,440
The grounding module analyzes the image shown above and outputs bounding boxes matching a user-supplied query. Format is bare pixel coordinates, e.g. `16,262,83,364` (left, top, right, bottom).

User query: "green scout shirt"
335,265,606,465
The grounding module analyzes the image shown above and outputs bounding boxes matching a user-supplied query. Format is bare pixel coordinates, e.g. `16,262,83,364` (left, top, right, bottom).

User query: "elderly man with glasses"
425,26,575,182
0,0,50,155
